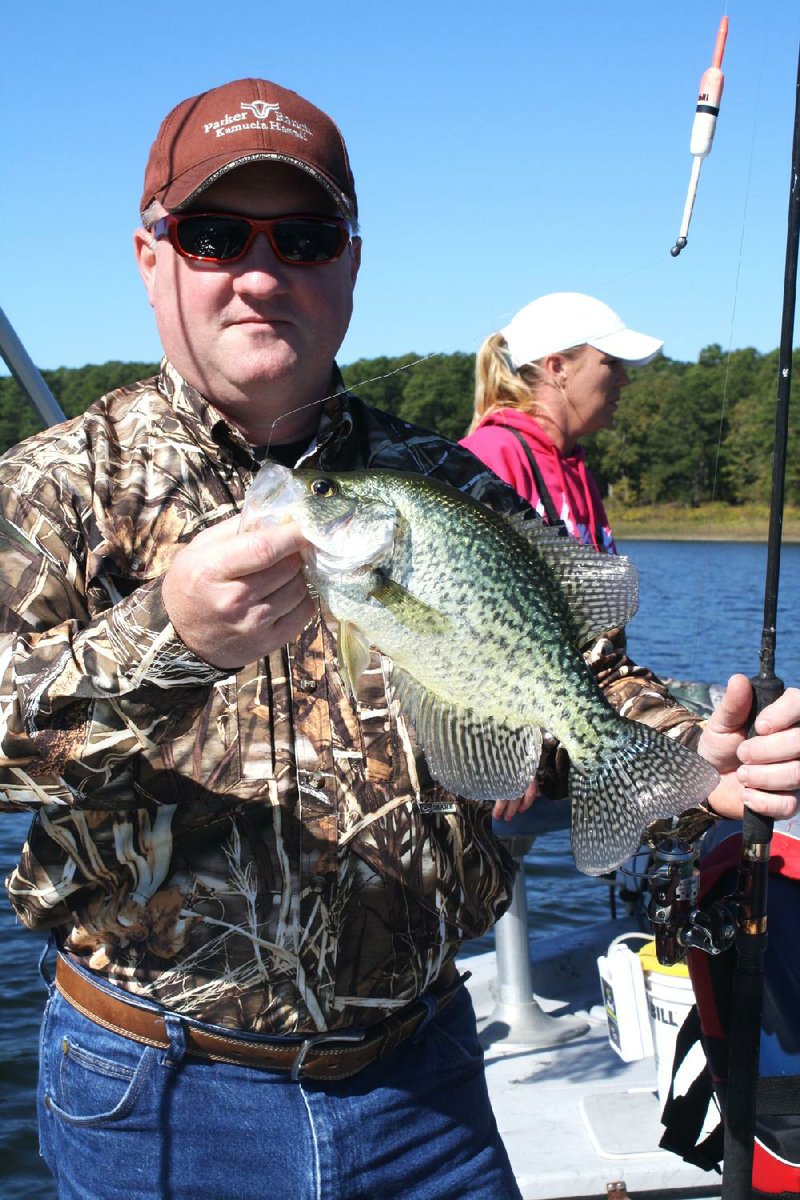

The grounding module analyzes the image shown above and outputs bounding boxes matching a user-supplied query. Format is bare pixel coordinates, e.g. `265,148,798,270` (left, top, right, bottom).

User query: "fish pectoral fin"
390,667,542,801
337,620,372,698
370,577,452,635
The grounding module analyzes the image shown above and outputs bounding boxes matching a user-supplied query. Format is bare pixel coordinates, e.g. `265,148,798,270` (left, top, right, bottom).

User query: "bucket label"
649,1000,680,1027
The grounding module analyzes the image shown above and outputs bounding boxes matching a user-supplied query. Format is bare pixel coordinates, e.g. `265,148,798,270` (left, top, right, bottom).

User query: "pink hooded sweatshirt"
460,408,616,553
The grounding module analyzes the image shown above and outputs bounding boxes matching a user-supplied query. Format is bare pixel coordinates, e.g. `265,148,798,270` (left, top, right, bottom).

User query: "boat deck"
459,919,722,1200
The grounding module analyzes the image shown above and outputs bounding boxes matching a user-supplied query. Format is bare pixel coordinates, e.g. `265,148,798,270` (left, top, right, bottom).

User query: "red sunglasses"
152,212,352,266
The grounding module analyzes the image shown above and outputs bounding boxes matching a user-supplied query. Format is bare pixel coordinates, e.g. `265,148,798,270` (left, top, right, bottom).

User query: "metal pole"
486,830,590,1048
720,41,800,1200
0,305,66,427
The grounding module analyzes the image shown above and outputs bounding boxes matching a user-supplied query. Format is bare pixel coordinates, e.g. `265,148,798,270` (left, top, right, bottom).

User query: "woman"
462,292,668,822
460,297,800,1187
461,291,662,552
461,293,800,834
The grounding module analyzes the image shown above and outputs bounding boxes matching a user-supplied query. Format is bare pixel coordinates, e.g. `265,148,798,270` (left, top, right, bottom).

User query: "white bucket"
639,941,717,1133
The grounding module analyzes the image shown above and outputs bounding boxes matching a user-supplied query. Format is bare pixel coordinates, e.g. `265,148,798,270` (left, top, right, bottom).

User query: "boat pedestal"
483,808,590,1049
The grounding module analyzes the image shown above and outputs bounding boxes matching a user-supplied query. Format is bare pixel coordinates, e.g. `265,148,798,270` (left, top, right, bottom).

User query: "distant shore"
605,502,800,543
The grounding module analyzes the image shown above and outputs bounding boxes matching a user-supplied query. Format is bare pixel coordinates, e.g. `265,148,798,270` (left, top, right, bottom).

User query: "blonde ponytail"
467,333,540,435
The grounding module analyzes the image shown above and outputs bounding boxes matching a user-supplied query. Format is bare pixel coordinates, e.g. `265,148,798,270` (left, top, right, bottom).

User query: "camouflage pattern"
0,361,708,1033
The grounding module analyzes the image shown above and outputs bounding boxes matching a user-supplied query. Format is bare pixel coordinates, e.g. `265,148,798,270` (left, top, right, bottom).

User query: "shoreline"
614,530,800,543
606,503,800,543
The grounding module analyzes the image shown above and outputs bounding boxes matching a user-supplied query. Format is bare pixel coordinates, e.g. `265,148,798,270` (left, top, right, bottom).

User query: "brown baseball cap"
140,78,357,221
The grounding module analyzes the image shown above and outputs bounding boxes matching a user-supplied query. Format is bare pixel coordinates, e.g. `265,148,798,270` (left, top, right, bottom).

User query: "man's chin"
224,340,301,387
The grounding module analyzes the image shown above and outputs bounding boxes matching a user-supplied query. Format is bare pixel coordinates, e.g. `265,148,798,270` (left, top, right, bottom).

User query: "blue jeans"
37,976,521,1199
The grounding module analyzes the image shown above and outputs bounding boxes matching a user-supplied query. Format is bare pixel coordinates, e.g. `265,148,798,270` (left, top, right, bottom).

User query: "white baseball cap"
501,292,663,370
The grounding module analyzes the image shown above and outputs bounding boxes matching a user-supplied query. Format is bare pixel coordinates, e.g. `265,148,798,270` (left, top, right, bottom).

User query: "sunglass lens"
176,216,249,261
272,220,344,263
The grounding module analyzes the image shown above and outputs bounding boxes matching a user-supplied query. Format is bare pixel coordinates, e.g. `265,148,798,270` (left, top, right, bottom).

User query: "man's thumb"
707,672,752,734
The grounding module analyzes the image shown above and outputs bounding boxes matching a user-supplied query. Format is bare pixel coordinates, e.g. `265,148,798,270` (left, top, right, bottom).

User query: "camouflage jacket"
0,361,706,1034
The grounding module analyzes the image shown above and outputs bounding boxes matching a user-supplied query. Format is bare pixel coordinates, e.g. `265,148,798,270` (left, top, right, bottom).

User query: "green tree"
1,348,794,509
396,352,475,442
340,354,420,417
721,348,800,506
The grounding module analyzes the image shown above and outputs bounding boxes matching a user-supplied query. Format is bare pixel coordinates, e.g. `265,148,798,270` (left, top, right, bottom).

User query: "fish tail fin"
570,723,719,876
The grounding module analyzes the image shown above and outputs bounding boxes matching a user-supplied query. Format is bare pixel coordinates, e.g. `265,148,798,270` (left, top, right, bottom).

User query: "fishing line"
584,254,669,294
265,6,776,700
683,6,769,684
262,351,443,451
262,251,669,453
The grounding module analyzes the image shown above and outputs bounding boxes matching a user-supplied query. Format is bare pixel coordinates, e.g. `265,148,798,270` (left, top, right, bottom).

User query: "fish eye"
310,477,338,497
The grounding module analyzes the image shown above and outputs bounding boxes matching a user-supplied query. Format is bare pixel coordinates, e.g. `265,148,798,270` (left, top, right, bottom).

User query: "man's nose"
233,233,291,292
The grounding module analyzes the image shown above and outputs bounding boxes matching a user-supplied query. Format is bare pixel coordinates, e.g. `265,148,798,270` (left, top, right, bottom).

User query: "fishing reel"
646,838,737,966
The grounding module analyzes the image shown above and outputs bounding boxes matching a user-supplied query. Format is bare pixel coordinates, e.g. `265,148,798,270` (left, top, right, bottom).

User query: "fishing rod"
647,36,800,1198
718,39,800,1200
0,304,65,427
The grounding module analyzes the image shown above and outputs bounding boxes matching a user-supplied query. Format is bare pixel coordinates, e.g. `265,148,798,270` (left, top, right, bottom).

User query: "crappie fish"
242,463,719,876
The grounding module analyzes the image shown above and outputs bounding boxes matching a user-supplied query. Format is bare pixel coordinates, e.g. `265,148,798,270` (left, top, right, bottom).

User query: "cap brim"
160,153,355,220
589,329,663,367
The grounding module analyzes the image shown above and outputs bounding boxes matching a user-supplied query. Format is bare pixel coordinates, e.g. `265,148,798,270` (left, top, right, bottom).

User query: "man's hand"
697,673,800,820
162,514,315,670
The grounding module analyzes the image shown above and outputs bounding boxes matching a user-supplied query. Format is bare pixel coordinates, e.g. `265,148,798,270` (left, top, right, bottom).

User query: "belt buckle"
290,1028,367,1081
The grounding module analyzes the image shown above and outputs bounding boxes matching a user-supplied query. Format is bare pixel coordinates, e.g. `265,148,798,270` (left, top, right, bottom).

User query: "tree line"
0,345,797,507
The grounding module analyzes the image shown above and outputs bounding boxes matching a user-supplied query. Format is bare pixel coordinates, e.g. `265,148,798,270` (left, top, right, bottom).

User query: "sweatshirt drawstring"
575,456,600,551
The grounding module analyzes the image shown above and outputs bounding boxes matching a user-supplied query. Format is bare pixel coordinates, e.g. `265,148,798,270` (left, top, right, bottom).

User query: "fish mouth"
239,462,306,531
303,502,398,577
309,510,385,575
312,509,357,540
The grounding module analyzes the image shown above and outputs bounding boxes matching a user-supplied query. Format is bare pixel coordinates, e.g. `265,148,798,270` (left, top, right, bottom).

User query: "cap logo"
241,100,281,120
203,98,313,142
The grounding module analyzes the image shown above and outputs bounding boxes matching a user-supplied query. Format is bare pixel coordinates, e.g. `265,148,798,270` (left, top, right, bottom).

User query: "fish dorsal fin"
390,666,542,801
336,620,372,697
371,576,453,635
505,513,639,643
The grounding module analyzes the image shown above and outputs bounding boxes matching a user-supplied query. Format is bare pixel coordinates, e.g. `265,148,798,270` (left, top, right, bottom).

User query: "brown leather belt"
55,954,464,1082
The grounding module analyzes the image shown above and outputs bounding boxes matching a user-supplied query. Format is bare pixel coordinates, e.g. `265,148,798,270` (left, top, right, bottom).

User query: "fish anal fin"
337,620,372,697
390,666,541,801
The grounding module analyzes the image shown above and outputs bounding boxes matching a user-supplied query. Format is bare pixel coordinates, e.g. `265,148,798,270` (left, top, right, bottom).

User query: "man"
0,78,797,1200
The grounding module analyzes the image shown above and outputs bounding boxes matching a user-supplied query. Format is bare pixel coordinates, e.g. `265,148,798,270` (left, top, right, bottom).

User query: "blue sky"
3,0,799,383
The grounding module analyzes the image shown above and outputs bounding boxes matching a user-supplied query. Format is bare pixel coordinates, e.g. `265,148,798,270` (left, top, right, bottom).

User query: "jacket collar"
158,359,359,471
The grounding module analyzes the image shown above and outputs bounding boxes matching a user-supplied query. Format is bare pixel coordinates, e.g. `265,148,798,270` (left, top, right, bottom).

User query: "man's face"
135,161,361,443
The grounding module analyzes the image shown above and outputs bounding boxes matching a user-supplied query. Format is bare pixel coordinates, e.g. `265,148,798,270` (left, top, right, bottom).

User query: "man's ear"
349,235,362,286
133,227,158,306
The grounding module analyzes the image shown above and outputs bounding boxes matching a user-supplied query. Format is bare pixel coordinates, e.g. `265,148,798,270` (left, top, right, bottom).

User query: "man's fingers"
706,673,752,733
195,519,309,581
737,756,800,792
742,792,799,819
739,727,800,766
753,686,800,736
161,515,316,669
262,593,317,649
248,552,307,603
248,568,313,627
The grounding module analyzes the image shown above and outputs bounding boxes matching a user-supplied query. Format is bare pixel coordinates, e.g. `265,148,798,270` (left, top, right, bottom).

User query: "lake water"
1,540,798,1197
